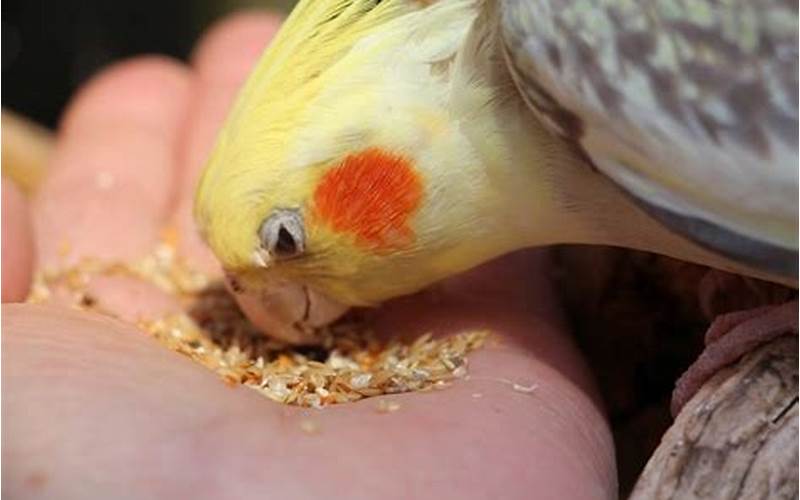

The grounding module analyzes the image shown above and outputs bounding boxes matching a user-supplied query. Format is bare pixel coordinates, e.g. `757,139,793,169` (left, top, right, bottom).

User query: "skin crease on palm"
1,12,617,500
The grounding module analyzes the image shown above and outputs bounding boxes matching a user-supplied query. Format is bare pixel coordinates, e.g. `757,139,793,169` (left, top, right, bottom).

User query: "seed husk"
29,242,488,407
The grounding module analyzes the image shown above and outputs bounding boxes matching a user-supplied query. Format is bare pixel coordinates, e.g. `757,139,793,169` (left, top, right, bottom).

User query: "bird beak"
229,278,349,344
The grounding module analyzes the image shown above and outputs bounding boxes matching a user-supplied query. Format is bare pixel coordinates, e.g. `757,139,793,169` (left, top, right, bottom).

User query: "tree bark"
630,335,798,499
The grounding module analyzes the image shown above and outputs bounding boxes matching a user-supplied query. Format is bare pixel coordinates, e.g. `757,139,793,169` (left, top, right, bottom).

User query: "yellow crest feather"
224,0,422,144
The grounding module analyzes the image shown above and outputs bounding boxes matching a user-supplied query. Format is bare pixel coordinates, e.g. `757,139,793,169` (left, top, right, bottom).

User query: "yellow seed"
376,400,401,413
57,239,72,258
299,419,320,434
30,243,489,408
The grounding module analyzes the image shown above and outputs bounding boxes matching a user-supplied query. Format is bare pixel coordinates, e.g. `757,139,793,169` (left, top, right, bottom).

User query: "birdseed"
29,240,488,408
299,419,321,434
375,400,401,413
512,383,538,394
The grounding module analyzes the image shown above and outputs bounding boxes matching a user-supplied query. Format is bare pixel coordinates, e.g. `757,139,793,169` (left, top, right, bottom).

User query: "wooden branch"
630,335,798,499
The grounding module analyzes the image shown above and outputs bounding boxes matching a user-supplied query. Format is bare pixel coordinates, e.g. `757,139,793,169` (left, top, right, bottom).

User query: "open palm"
3,12,614,500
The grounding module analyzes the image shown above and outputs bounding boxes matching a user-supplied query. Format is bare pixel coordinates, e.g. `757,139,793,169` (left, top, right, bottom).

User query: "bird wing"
499,0,798,277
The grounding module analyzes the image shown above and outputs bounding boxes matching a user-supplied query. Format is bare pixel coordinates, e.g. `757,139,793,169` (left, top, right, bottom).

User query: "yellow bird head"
195,0,532,333
196,0,799,342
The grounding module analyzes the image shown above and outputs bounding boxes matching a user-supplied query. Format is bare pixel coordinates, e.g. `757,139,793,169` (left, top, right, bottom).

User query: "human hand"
3,12,615,499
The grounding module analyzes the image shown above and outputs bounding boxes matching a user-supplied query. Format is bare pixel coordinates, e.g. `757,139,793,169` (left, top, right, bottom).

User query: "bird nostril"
226,275,245,294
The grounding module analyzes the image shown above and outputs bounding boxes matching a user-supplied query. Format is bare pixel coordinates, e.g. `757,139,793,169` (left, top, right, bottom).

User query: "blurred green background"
2,0,296,128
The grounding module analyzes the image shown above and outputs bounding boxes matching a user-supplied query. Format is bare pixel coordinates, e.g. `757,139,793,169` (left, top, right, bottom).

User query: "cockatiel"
195,0,798,394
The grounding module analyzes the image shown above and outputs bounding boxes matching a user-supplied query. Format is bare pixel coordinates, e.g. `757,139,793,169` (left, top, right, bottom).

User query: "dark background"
2,0,294,128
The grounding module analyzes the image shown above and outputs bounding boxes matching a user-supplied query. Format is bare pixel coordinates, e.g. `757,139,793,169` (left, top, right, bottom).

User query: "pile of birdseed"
28,239,488,408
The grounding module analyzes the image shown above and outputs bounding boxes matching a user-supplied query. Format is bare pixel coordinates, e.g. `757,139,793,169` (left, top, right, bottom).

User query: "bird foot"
671,300,798,416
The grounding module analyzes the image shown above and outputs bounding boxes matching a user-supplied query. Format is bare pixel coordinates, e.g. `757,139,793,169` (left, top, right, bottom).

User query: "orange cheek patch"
311,148,423,251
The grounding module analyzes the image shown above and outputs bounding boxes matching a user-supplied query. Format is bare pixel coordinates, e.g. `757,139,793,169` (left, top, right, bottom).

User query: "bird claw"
671,300,798,417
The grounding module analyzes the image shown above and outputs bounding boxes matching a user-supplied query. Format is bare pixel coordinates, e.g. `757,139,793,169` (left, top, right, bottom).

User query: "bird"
194,0,798,412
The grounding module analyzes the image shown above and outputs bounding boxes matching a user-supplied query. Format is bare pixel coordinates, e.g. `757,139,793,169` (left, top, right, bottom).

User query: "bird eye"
259,209,305,259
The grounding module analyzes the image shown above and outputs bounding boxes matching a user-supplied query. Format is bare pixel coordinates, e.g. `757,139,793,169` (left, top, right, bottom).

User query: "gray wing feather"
499,0,799,267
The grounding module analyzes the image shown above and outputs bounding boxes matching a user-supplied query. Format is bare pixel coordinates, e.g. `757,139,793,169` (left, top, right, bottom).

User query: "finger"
171,12,283,274
2,180,34,302
33,57,191,270
4,253,615,500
